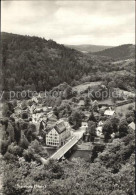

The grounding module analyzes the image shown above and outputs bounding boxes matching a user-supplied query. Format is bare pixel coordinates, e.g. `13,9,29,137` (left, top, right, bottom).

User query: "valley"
0,32,135,195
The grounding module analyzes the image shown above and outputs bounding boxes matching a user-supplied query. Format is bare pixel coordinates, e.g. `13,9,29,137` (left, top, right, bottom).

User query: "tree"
110,116,119,133
88,121,96,143
2,103,9,117
19,132,29,149
127,105,133,110
102,120,113,142
64,86,73,99
38,80,43,91
84,96,90,108
118,119,128,138
8,78,15,90
12,99,17,107
0,140,9,155
92,100,98,112
6,122,15,143
22,112,28,119
69,111,82,130
89,111,97,122
126,116,134,124
14,123,21,144
20,79,26,86
21,100,27,109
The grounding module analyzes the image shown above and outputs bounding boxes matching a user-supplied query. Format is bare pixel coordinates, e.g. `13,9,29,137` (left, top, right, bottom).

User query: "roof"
104,108,115,116
78,100,85,106
128,122,135,130
55,121,66,134
14,106,22,110
96,126,102,131
93,112,100,117
99,106,107,111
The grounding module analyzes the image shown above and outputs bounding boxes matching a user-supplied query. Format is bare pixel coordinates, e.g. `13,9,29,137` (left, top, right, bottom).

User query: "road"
50,127,86,160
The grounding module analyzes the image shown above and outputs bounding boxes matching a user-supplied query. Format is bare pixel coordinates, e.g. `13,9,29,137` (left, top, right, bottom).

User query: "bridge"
50,134,83,160
40,127,86,164
50,127,86,161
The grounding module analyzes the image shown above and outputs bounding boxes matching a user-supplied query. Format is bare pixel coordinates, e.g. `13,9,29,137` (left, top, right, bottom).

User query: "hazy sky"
1,0,135,46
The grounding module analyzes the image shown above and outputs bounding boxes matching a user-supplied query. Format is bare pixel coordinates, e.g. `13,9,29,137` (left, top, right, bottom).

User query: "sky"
1,0,135,46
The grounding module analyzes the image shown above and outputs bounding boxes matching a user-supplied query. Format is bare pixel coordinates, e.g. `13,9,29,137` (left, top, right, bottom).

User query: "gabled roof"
55,121,66,134
128,122,135,130
46,120,67,135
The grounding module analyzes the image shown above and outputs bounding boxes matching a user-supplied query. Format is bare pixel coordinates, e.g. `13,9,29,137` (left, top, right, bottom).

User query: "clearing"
115,102,135,118
73,81,102,93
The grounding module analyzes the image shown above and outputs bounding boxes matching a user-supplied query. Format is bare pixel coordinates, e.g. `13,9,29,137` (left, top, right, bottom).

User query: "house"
33,107,43,113
96,121,104,138
14,106,22,115
43,106,48,112
47,107,52,111
78,100,85,107
46,120,71,147
98,121,104,126
82,122,88,129
96,126,104,138
128,122,135,131
32,112,44,123
104,107,115,117
32,96,38,103
99,106,107,112
28,105,36,114
47,112,57,122
83,111,91,121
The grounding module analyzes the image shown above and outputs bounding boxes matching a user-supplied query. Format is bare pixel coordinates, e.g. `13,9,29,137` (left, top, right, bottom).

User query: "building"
96,126,103,138
104,107,115,117
32,96,38,103
43,106,48,112
46,120,71,147
32,113,43,123
81,122,88,129
28,104,36,114
96,121,104,138
83,111,91,121
78,100,85,107
14,106,22,115
128,122,135,131
47,111,57,122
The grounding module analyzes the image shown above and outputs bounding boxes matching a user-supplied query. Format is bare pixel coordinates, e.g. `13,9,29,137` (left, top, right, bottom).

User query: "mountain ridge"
65,44,113,53
93,44,135,60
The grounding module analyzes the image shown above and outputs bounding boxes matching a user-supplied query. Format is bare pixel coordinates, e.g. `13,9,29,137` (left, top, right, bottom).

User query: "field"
98,98,113,105
73,81,102,93
117,89,135,98
115,102,135,118
111,58,135,65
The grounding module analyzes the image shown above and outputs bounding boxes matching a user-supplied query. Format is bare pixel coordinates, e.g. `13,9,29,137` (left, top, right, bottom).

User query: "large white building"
46,120,71,147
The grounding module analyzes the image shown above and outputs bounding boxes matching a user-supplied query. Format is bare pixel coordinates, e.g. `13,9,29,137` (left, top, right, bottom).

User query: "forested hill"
1,32,98,92
94,44,135,60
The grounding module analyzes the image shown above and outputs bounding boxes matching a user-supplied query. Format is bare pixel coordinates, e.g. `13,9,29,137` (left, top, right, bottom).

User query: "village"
6,88,135,161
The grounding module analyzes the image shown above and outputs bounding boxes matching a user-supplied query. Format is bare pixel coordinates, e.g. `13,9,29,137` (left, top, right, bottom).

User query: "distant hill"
94,44,135,60
65,44,113,53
